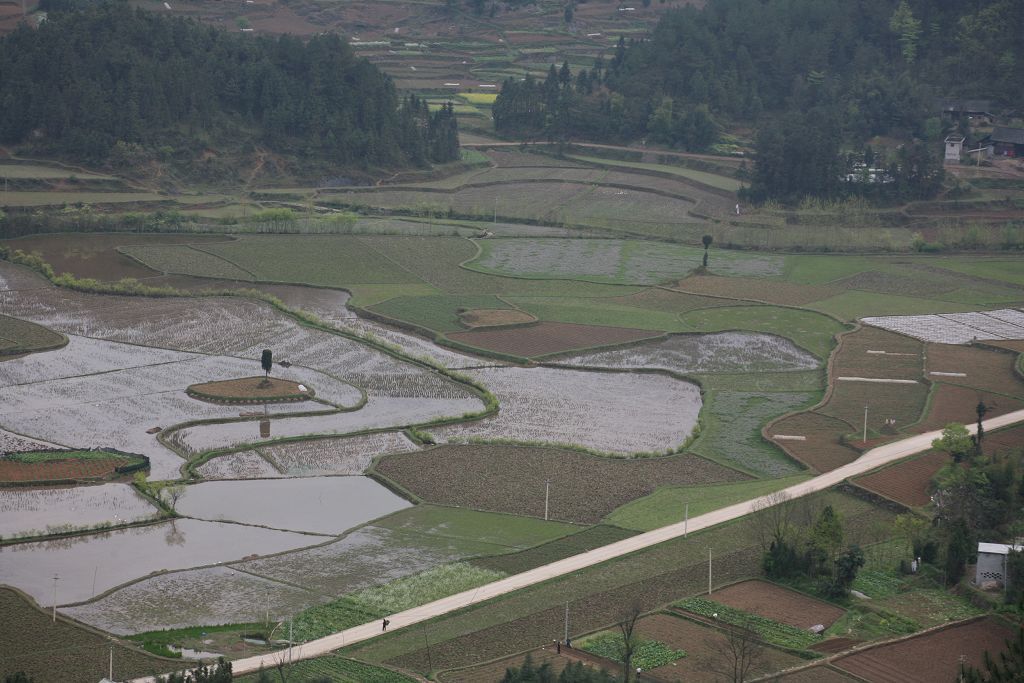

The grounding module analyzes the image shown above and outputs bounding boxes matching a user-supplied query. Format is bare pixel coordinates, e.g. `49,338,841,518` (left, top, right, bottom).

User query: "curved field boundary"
0,313,69,357
131,410,1024,682
3,253,499,480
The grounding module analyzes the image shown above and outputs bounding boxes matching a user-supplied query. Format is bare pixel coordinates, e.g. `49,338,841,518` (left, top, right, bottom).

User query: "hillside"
0,1,459,184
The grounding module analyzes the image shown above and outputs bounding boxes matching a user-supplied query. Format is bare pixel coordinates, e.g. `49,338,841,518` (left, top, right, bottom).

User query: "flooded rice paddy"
0,519,321,606
62,565,321,635
176,476,411,534
429,366,702,455
561,332,821,374
0,484,158,537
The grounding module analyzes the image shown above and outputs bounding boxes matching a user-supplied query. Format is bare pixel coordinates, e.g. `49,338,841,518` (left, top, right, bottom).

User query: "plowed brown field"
854,451,947,507
986,425,1024,454
926,344,1024,397
447,322,662,357
708,580,845,630
834,617,1015,683
636,613,803,682
0,458,124,483
914,384,1024,432
375,444,746,524
769,412,861,473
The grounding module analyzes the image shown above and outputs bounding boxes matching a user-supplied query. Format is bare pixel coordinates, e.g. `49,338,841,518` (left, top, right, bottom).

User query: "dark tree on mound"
702,234,713,268
261,349,273,378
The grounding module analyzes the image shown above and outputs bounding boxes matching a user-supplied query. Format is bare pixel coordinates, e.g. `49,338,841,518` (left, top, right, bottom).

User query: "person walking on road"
382,618,390,632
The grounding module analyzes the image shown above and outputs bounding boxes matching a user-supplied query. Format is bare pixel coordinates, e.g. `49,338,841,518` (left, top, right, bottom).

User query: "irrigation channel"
130,409,1024,681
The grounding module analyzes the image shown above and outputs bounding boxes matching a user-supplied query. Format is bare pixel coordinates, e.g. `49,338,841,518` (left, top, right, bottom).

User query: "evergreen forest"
0,1,459,173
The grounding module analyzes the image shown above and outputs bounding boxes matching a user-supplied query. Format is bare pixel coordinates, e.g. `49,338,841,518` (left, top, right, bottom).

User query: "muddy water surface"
176,476,411,534
0,518,320,605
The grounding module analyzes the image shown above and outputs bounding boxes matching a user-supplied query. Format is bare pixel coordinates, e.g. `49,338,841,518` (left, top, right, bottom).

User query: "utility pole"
424,628,434,674
288,617,293,665
863,405,868,443
684,503,689,537
544,480,551,521
564,602,569,643
52,574,59,623
707,548,712,596
109,644,113,680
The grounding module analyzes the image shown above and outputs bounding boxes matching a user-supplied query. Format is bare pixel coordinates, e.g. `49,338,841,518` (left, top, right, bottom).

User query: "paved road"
131,410,1024,681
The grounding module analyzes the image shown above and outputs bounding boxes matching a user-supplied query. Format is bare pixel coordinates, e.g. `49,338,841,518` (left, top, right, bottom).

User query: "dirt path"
129,409,1024,681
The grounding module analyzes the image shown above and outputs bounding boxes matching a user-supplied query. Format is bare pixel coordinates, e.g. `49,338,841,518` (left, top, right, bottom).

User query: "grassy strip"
675,597,821,650
292,564,507,641
471,525,640,575
604,474,811,532
7,449,140,464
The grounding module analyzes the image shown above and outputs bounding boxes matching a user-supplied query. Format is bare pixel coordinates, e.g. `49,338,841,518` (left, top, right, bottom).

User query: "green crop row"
578,631,686,670
676,597,821,650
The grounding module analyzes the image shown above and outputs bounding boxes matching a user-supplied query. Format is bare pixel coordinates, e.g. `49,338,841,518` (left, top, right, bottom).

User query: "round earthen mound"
186,376,314,404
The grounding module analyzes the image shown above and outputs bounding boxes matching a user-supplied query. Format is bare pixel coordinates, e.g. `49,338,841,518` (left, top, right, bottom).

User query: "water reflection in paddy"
0,519,321,605
176,476,412,535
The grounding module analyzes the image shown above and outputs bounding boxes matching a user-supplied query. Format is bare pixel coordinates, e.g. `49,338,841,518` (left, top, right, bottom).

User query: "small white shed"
975,542,1023,587
944,134,965,162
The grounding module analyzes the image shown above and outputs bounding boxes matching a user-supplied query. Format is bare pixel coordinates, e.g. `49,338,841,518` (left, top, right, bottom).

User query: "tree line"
493,0,1022,202
0,1,459,169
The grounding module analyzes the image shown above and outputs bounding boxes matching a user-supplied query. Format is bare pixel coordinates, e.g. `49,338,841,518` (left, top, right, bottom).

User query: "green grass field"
679,305,845,360
375,505,581,550
368,295,514,333
605,474,811,531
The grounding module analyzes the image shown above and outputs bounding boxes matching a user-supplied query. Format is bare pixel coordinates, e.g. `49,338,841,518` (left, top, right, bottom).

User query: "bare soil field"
926,343,1024,397
820,379,928,434
438,648,573,683
0,234,230,281
673,274,841,306
446,321,662,357
776,665,860,681
636,613,804,681
187,376,313,402
459,308,537,328
769,412,861,473
708,580,845,630
374,444,747,524
854,451,947,507
0,587,173,683
0,457,128,483
834,617,1016,683
833,327,924,381
914,383,1024,433
986,340,1024,353
986,424,1024,449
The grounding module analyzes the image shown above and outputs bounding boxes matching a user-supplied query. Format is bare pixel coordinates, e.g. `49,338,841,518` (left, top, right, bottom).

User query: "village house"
990,126,1024,158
